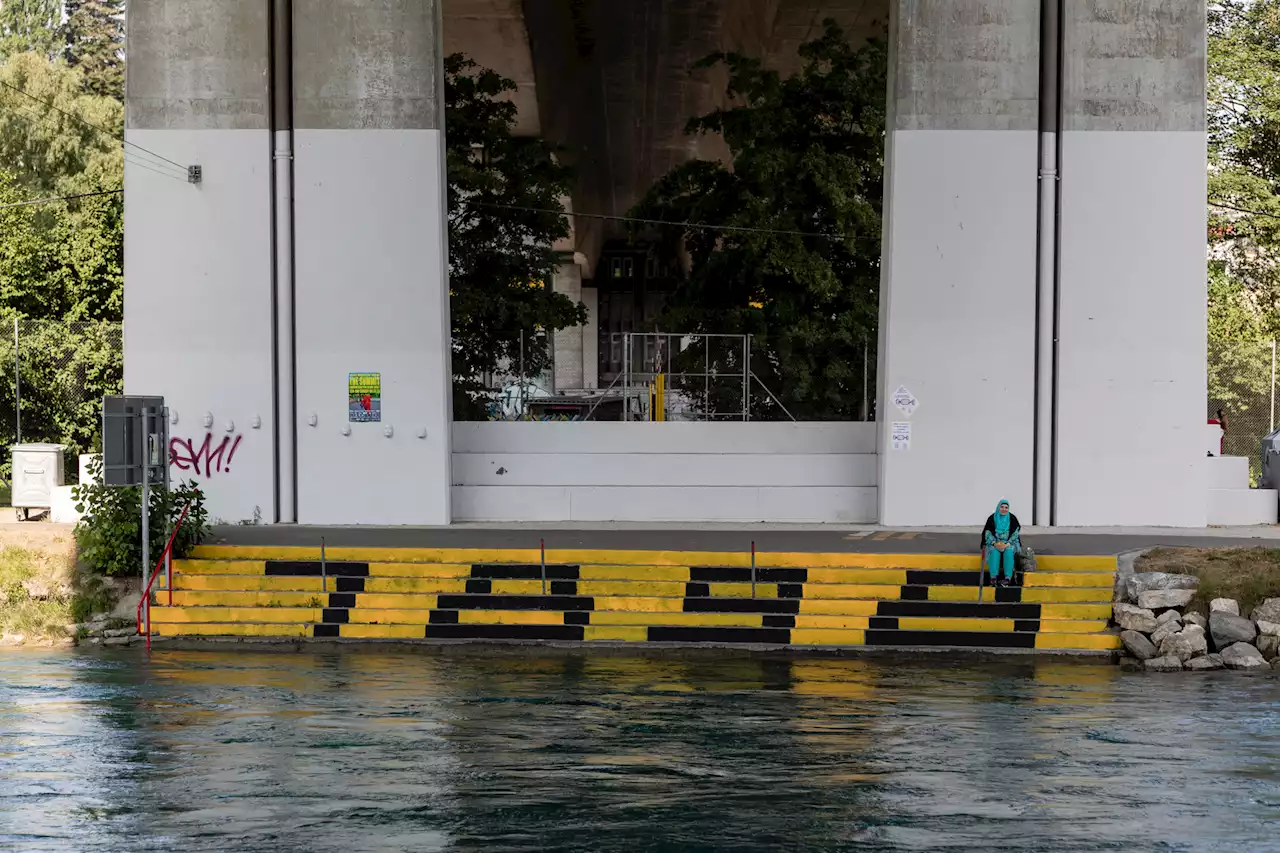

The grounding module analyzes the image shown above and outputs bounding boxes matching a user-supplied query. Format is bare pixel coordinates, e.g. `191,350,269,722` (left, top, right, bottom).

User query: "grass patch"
1136,547,1280,615
0,532,116,642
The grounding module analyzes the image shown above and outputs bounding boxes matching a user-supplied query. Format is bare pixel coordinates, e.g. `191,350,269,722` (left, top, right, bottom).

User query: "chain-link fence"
0,318,123,487
1209,339,1279,484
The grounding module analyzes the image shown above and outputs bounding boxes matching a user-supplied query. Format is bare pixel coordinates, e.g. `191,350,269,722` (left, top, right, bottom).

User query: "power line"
125,154,191,183
474,202,848,241
0,79,189,174
2,95,189,179
0,188,121,211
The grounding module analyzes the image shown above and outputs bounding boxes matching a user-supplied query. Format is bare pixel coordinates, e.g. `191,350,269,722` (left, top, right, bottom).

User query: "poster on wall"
890,421,911,450
892,385,918,417
348,372,382,423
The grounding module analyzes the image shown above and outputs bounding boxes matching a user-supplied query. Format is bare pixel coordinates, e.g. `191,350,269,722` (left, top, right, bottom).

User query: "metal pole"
540,538,547,595
272,0,297,523
862,339,869,422
321,536,327,593
751,541,757,599
140,410,151,638
161,407,172,605
742,336,749,421
13,317,20,444
704,336,710,420
1034,0,1062,528
1271,339,1276,433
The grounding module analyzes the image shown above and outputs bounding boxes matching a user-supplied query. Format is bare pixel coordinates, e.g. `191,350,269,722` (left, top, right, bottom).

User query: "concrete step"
1207,455,1252,490
1207,488,1278,526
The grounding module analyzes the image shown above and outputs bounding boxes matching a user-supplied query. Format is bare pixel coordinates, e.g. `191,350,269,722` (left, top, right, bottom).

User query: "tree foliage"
0,0,61,60
1209,0,1280,335
62,0,123,100
445,54,585,419
632,21,886,420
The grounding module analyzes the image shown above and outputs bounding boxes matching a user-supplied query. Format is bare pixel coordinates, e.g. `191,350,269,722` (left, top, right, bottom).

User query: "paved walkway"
207,522,1280,556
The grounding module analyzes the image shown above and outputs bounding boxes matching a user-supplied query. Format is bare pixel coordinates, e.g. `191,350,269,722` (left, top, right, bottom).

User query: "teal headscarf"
994,499,1011,537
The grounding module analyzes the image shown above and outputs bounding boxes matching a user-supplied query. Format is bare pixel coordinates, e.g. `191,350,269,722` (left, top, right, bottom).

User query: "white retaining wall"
452,422,877,522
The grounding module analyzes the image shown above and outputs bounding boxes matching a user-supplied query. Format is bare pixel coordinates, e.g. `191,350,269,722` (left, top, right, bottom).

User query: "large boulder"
1126,572,1198,602
1255,619,1280,637
1184,612,1207,629
1118,656,1144,672
1144,655,1184,673
1151,619,1183,647
1250,598,1280,624
1186,654,1224,672
1155,609,1183,627
1257,634,1280,661
1221,642,1270,671
1114,603,1158,634
1210,598,1240,616
1210,612,1258,649
1138,589,1195,611
1158,625,1208,662
1121,630,1158,661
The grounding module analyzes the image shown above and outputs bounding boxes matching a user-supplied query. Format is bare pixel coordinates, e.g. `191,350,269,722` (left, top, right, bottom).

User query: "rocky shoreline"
1114,572,1279,672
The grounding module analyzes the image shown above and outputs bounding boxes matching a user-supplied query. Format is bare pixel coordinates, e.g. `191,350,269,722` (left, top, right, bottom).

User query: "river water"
2,648,1279,853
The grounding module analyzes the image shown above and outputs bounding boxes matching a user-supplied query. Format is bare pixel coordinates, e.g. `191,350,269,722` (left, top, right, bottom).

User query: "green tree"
63,0,123,100
445,54,585,419
0,0,61,60
632,21,886,420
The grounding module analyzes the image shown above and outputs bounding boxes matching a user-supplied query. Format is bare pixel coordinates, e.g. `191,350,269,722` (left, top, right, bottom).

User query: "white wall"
1056,132,1207,526
877,130,1039,525
452,422,877,522
123,130,276,524
292,130,453,525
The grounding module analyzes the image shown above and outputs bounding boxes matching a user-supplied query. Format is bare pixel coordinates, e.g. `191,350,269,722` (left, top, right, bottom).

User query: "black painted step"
864,629,1037,649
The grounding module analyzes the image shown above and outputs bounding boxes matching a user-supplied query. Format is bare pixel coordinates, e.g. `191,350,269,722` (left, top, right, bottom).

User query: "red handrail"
137,501,195,650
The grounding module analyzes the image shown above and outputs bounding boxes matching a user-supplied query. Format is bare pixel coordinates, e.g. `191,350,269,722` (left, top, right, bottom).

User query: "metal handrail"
136,500,195,650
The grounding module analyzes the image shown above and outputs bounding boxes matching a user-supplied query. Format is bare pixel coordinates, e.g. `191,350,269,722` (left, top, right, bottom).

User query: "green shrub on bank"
72,458,209,577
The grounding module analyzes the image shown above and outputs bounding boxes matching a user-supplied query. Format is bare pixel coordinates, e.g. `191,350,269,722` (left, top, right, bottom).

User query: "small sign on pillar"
348,373,382,423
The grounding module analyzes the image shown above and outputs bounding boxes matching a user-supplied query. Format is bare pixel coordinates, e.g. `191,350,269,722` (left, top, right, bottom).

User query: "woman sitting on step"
981,499,1021,588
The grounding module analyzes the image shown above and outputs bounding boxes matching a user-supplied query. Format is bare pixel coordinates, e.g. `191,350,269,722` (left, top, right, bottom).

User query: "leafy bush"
72,457,208,577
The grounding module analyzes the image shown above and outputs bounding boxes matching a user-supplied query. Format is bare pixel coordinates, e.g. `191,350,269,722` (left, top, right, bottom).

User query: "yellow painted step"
179,575,326,592
584,625,647,642
151,606,320,624
172,559,265,575
802,584,908,600
154,622,310,638
364,578,469,594
791,628,867,646
1041,603,1113,621
1025,572,1116,589
793,615,871,630
588,611,767,628
1035,632,1122,651
169,590,327,608
193,545,1115,573
355,593,440,610
928,586,1114,604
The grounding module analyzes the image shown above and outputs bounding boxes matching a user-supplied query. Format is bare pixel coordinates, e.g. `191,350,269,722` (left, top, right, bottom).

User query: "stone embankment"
1114,572,1279,672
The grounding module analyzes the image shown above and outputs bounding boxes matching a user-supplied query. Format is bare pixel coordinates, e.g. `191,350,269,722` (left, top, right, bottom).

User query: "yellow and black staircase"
150,547,1121,652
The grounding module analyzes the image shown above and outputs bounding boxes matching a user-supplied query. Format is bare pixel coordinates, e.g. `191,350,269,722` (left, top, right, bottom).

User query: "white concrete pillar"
1054,2,1207,526
877,1,1041,525
292,0,453,524
124,1,276,524
551,260,584,391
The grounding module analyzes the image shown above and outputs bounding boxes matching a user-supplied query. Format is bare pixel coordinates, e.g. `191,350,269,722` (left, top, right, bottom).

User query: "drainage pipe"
271,0,297,523
1034,0,1061,527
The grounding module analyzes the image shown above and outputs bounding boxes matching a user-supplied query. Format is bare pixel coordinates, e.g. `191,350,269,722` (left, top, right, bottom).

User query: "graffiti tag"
170,433,243,478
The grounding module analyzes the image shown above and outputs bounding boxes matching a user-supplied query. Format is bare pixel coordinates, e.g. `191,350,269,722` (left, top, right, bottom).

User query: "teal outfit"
982,499,1021,581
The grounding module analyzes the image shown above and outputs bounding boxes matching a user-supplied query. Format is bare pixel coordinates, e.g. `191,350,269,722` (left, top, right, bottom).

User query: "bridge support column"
292,0,453,523
877,1,1041,525
1053,2,1207,526
125,1,277,524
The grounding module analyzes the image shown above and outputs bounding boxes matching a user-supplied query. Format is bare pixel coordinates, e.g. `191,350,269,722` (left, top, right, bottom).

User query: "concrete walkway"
207,522,1280,556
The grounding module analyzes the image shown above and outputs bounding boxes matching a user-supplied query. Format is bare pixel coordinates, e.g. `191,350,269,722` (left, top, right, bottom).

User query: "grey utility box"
10,443,65,521
1262,428,1280,491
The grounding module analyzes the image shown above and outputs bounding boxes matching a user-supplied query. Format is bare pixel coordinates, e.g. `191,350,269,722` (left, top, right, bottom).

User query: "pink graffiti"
169,433,243,478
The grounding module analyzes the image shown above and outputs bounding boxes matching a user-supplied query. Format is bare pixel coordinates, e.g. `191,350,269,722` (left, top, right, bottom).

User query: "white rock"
1126,572,1198,602
1151,620,1182,646
1184,613,1207,629
1144,655,1184,673
1159,625,1208,662
1250,598,1280,624
1121,630,1158,660
1138,589,1195,611
1255,620,1280,638
1210,612,1258,649
1256,634,1280,661
1155,609,1183,626
1221,643,1270,670
1114,603,1158,634
1210,598,1240,615
1186,654,1224,671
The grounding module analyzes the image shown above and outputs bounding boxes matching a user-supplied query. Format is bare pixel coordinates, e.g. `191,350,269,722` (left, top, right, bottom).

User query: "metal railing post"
321,536,327,592
540,538,547,595
751,540,757,599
